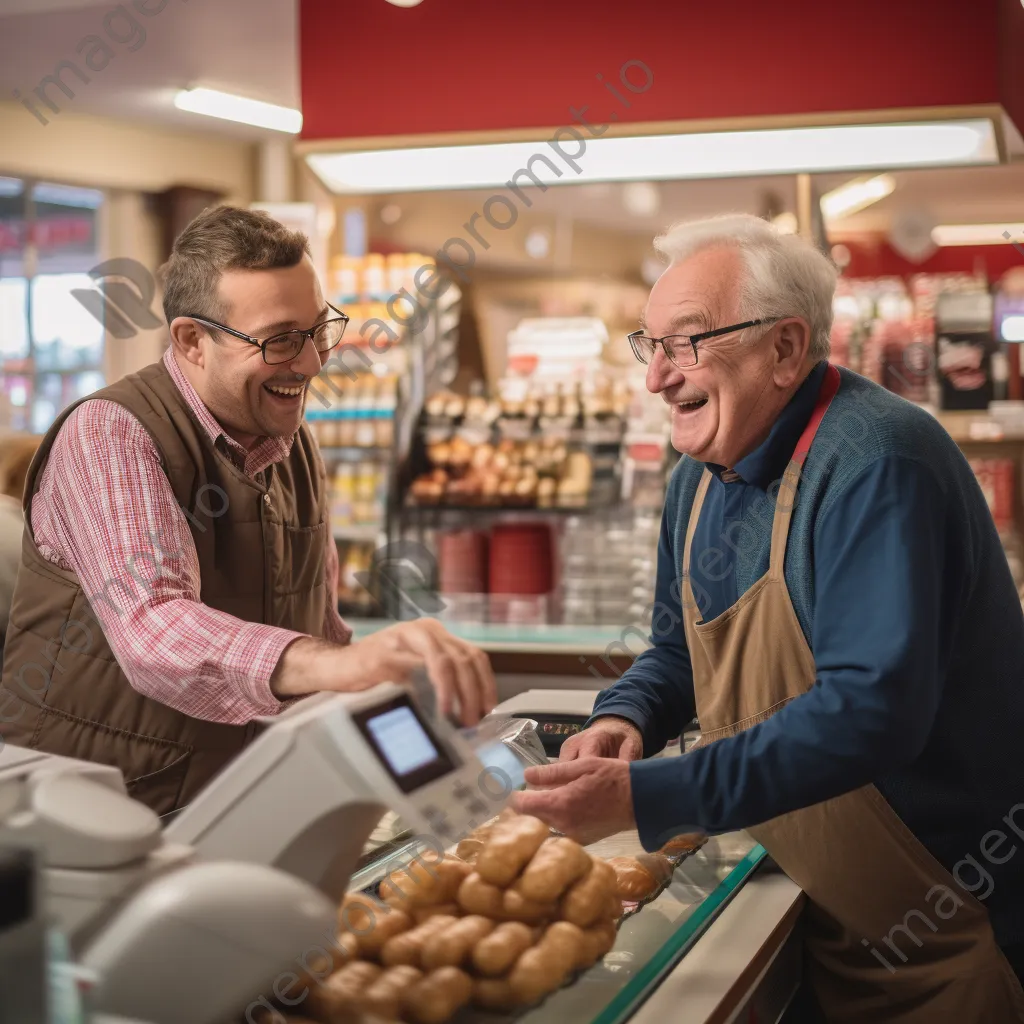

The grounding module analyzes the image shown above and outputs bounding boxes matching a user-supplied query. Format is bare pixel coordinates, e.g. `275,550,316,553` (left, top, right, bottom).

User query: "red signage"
299,0,1024,143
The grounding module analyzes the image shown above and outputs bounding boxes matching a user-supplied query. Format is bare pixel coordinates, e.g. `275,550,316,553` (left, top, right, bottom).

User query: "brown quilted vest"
0,359,327,816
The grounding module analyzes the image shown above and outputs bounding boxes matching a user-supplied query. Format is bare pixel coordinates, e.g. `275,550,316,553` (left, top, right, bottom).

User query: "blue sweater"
592,363,1024,948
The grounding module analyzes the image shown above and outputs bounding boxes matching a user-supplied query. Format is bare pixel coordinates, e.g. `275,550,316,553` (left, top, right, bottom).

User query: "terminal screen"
352,694,456,793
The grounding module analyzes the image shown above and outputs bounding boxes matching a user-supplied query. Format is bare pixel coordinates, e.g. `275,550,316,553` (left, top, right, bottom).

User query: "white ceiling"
0,0,299,140
2,0,1024,237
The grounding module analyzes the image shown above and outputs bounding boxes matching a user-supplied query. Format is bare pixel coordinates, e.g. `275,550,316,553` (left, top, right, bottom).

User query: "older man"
514,215,1024,1022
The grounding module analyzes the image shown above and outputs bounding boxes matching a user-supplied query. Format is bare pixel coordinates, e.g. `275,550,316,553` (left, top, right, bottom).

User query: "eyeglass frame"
181,302,350,365
628,318,774,368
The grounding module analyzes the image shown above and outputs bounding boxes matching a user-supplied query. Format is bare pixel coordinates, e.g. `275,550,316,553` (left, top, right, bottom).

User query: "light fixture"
1000,315,1024,342
174,88,302,134
385,0,425,5
932,223,1024,246
524,229,550,259
820,174,896,221
379,203,402,225
305,118,997,194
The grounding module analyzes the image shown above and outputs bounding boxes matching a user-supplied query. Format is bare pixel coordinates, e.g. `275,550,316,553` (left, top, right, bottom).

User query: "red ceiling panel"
299,0,1014,142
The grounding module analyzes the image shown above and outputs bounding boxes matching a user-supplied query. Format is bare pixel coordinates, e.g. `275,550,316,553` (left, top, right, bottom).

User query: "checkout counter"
0,683,803,1024
347,621,644,700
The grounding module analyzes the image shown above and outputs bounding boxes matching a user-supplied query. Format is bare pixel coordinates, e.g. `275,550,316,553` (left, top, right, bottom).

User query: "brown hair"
0,434,41,501
159,205,311,325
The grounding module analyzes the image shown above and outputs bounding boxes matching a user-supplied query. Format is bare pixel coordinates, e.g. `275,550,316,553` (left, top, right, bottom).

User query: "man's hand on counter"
269,619,497,726
510,757,636,845
559,716,644,761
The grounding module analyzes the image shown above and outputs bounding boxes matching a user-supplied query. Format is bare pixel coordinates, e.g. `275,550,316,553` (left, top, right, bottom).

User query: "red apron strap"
792,363,841,468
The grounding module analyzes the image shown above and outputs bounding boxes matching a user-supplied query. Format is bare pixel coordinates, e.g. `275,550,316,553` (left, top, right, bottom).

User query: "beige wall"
356,191,650,280
0,102,260,381
0,101,256,200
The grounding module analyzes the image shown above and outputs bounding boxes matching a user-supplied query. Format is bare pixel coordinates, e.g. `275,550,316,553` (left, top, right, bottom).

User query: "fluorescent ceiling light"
820,174,896,221
932,223,1023,246
174,88,302,134
1000,315,1024,342
306,119,997,194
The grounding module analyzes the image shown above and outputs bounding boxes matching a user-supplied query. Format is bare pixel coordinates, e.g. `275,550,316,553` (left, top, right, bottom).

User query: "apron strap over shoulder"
681,469,713,616
768,363,842,579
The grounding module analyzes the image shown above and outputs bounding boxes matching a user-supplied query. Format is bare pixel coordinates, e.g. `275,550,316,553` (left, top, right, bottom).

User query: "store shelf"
918,406,1024,445
404,501,622,515
321,445,392,454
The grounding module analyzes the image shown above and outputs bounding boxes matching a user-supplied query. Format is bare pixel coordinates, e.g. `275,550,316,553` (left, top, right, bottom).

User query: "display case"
347,821,768,1024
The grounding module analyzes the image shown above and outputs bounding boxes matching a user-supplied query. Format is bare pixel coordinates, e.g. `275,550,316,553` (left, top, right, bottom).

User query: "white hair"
653,214,837,361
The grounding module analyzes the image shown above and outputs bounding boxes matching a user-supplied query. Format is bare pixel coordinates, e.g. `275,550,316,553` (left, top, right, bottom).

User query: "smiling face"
643,245,809,467
171,257,327,448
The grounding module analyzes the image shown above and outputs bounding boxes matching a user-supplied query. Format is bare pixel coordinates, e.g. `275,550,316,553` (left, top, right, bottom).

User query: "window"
0,176,105,433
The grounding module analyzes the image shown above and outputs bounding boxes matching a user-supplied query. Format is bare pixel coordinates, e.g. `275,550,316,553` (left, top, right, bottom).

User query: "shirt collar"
163,348,294,478
706,360,828,490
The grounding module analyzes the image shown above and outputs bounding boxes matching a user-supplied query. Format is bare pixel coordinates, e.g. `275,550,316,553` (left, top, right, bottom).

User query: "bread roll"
514,838,591,903
362,965,423,1019
421,915,494,971
606,856,660,902
355,908,413,959
455,837,485,864
500,887,556,924
411,902,461,925
507,921,583,1005
576,920,618,969
660,832,706,857
472,976,519,1011
306,960,382,1019
560,858,617,928
456,872,504,917
379,856,470,908
380,914,458,968
401,966,473,1024
471,921,536,977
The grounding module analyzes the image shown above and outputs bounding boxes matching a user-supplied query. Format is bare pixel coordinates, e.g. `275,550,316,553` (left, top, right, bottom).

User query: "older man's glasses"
628,319,767,369
185,303,350,366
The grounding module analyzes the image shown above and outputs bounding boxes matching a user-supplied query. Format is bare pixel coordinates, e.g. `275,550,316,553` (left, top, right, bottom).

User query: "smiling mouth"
675,397,708,412
263,382,306,400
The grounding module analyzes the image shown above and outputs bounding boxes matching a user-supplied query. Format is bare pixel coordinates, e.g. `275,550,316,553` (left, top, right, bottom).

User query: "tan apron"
681,364,1024,1023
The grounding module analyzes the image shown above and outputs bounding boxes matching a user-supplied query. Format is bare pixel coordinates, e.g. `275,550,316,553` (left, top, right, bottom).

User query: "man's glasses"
628,319,769,369
184,302,350,366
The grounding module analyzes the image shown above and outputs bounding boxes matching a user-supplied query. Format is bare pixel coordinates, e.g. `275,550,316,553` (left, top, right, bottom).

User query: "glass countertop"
348,618,636,654
513,831,764,1024
354,827,764,1024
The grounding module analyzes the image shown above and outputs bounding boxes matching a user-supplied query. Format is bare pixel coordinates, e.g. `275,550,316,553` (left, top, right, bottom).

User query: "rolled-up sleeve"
629,455,959,850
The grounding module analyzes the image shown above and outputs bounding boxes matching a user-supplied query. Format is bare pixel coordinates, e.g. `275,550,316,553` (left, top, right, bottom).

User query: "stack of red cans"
437,530,489,594
489,524,554,596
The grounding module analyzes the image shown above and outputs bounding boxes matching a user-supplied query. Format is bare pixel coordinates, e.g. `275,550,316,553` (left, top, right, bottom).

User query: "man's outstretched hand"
558,715,644,761
510,756,636,845
270,618,497,726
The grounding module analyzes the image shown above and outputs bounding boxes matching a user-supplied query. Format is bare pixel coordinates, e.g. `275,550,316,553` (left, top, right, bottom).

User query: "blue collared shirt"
589,362,1024,951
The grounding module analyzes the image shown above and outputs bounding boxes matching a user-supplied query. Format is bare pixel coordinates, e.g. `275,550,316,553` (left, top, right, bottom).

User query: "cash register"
0,681,525,1024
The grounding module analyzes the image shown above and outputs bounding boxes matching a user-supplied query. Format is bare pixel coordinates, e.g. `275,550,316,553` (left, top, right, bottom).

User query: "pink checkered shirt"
30,348,352,723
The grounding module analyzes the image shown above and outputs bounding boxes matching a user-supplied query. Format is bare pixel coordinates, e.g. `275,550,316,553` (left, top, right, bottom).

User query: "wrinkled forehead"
641,246,745,335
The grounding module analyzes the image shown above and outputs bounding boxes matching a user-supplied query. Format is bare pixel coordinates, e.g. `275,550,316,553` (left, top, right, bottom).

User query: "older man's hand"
559,716,644,762
510,757,636,844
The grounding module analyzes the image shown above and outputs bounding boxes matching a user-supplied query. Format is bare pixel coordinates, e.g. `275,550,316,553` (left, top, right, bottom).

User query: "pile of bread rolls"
409,439,592,509
291,814,625,1024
